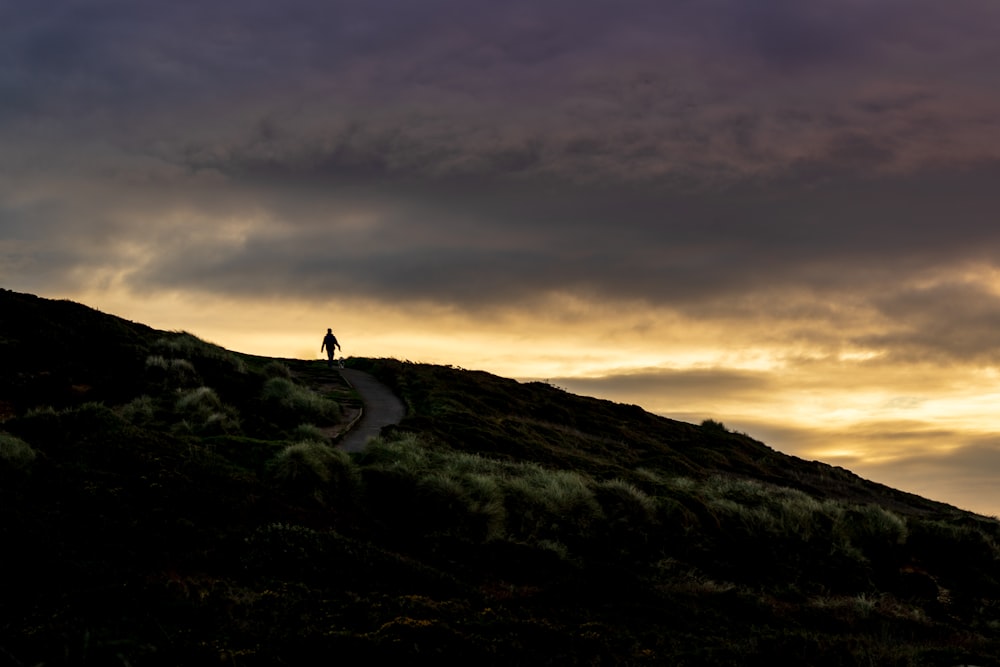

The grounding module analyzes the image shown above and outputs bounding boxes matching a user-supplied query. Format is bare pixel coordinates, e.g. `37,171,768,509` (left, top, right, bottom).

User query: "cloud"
4,2,1000,498
555,367,775,404
10,0,1000,525
861,280,1000,364
8,0,1000,187
858,437,1000,515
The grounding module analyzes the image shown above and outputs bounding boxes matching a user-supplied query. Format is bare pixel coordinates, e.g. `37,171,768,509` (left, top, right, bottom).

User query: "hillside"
2,288,1000,666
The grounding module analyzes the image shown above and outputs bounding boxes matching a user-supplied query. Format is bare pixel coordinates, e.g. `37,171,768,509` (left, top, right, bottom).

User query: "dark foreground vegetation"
2,288,1000,666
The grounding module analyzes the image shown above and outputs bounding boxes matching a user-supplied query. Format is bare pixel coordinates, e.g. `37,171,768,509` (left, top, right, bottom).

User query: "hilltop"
2,288,1000,665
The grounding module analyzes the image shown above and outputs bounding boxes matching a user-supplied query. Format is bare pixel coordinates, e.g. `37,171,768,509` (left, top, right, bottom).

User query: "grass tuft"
0,432,37,473
291,423,328,443
261,377,341,424
175,387,241,434
120,395,156,426
263,361,293,379
269,442,359,504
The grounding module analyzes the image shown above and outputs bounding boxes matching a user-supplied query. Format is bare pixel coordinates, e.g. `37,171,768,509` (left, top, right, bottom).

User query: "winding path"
336,368,406,452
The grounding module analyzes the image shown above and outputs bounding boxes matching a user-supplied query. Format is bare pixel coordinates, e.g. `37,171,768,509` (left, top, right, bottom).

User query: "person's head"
327,328,332,333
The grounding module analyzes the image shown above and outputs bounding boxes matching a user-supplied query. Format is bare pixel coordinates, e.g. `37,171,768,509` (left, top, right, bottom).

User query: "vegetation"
2,288,1000,665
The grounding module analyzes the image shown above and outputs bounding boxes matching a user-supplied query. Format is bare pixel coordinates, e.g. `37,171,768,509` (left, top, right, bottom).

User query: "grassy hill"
2,288,1000,665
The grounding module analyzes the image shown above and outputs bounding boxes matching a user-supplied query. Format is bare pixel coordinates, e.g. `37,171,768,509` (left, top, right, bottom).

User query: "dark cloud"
4,0,1000,337
6,0,997,176
724,0,874,69
5,0,1000,516
861,282,1000,364
859,438,1000,515
869,437,1000,480
553,368,774,406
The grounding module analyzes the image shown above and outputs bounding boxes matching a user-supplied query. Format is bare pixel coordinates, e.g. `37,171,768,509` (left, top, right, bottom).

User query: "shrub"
146,355,199,386
263,361,293,379
356,438,514,542
120,395,156,426
838,504,908,556
167,358,199,384
6,402,139,464
595,479,657,523
145,355,169,371
501,467,601,548
440,449,517,478
589,479,660,562
701,418,728,432
461,473,507,542
415,471,474,535
60,402,133,441
291,423,328,443
539,470,602,537
154,332,247,374
907,519,1000,602
261,377,341,424
271,441,340,484
706,476,774,508
175,387,241,434
177,386,222,413
0,432,36,474
356,434,432,471
269,442,358,504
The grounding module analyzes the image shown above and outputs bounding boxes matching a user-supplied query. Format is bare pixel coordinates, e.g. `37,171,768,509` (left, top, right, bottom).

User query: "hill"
2,288,1000,665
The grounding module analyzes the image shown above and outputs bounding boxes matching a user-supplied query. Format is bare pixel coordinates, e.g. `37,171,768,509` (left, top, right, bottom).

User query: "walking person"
321,328,341,368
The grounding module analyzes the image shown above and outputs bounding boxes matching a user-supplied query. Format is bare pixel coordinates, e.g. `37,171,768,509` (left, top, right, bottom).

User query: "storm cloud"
4,0,1000,514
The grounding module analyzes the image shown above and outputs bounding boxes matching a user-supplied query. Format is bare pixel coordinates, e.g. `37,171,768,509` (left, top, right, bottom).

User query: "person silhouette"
321,328,341,368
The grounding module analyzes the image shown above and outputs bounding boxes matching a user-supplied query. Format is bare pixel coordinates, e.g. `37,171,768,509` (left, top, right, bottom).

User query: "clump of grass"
357,434,432,471
500,467,601,547
120,395,156,426
177,386,222,412
0,432,37,474
597,478,657,515
261,377,341,424
359,436,609,550
909,518,1000,581
591,479,660,559
146,355,199,386
595,478,657,522
837,504,908,555
700,418,728,432
291,423,328,443
269,442,359,504
461,473,507,542
154,332,248,374
263,361,293,379
271,441,341,484
145,355,168,370
538,470,602,536
359,436,510,541
175,387,241,434
415,471,474,535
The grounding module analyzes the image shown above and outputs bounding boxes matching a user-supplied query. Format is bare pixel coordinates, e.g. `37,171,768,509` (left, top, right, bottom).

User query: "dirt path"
335,368,406,452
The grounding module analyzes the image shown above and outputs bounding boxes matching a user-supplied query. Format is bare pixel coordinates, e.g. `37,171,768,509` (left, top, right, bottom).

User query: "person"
321,328,341,368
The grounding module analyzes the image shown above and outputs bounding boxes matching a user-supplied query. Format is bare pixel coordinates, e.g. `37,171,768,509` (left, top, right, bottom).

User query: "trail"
335,368,406,452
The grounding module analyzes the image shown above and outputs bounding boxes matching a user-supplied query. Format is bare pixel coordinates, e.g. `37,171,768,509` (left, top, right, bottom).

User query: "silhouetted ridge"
2,287,999,665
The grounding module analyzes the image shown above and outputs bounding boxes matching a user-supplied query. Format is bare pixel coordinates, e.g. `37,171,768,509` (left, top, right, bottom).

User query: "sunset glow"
4,0,1000,516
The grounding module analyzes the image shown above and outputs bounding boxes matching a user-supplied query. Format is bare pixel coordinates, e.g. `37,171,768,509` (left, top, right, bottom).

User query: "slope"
3,288,1000,666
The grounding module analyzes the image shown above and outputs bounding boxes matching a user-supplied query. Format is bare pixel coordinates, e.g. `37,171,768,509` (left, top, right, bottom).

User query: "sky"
3,0,1000,515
